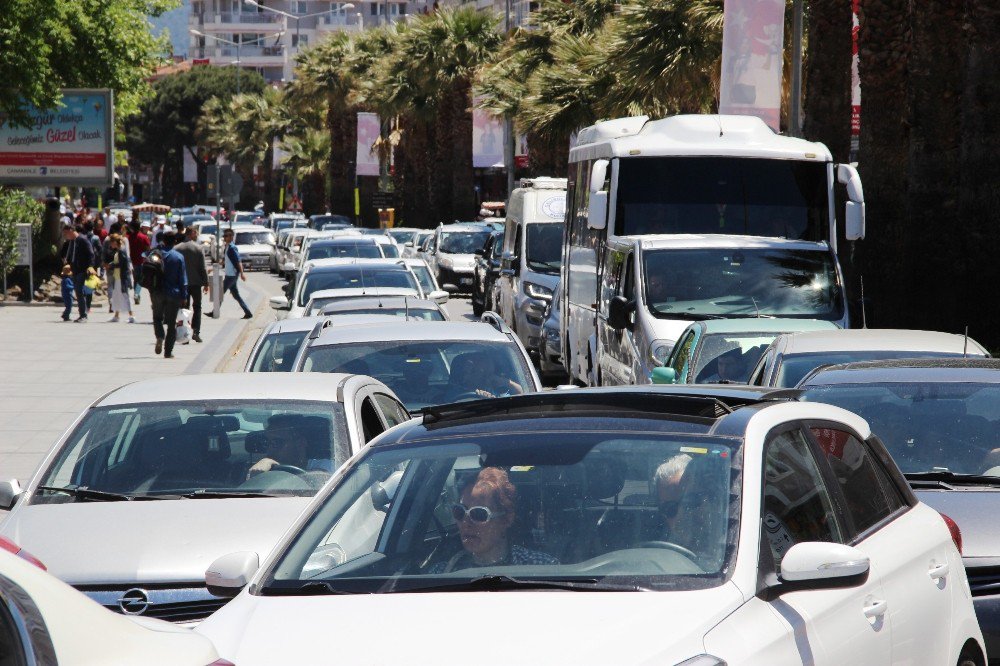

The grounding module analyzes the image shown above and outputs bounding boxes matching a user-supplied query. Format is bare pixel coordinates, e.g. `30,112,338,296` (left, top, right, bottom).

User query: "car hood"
522,270,560,289
235,243,273,254
916,489,1000,558
199,583,744,665
1,498,310,585
440,253,476,270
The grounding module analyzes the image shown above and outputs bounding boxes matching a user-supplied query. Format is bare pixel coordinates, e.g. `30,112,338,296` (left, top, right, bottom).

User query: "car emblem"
117,588,150,615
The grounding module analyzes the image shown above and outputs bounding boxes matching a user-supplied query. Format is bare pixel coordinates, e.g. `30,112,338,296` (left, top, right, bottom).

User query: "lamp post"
245,0,356,52
189,29,285,94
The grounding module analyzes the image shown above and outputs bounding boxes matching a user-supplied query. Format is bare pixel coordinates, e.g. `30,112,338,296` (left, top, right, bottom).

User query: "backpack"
140,249,165,292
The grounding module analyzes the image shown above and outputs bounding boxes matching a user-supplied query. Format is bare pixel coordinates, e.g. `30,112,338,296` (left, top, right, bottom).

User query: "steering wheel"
272,464,307,475
635,540,698,561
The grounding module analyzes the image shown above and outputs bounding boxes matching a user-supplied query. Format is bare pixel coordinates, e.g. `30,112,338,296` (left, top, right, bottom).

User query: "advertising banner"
472,94,505,169
183,148,198,183
356,112,380,177
718,0,786,131
0,89,114,186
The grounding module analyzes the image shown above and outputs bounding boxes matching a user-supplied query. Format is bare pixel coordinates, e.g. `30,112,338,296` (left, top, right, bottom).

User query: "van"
495,177,567,358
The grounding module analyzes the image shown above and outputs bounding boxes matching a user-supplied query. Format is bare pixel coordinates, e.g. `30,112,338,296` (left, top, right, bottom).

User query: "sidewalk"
0,277,269,485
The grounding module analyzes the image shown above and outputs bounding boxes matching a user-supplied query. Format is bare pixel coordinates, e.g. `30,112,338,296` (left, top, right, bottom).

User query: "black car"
798,357,1000,661
472,230,504,316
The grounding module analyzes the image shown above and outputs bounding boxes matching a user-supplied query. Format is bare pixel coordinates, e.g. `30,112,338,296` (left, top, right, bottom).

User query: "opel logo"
117,588,150,615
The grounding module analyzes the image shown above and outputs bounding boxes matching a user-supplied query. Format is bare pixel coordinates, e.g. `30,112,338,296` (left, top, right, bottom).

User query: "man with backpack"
143,231,188,358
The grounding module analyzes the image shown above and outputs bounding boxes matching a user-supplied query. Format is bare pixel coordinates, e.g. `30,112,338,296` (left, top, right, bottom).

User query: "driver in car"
248,414,332,478
449,352,523,400
429,467,558,572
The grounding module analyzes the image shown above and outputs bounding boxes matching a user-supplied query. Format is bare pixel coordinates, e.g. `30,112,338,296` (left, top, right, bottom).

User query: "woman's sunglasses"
451,503,506,524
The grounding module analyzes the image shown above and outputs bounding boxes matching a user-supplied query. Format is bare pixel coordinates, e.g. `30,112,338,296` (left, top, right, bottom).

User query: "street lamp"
245,0,357,51
189,29,285,94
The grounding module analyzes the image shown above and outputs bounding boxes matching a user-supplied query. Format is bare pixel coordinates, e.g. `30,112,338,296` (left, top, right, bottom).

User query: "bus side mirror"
845,201,865,240
837,164,864,203
588,191,608,230
590,159,609,194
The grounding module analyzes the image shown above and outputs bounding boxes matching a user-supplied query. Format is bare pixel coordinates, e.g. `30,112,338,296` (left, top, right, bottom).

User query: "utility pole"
788,0,804,137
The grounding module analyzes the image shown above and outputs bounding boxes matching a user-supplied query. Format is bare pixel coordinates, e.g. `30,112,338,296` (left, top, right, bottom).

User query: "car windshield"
34,401,350,501
776,351,965,388
525,224,562,274
388,230,416,244
800,382,1000,476
692,332,788,384
235,231,274,246
380,243,400,258
307,244,382,261
410,265,435,294
276,219,306,232
643,248,843,321
234,212,263,223
198,224,219,237
326,306,444,321
301,340,533,410
440,231,491,254
262,431,739,593
251,331,309,372
299,269,419,306
615,157,828,242
313,215,352,228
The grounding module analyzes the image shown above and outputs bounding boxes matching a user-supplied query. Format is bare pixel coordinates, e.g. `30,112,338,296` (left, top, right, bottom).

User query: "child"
60,265,74,321
83,267,100,313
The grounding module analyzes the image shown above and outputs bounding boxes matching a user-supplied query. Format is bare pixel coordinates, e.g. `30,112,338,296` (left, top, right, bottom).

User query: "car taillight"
0,536,47,570
206,661,235,666
941,513,963,554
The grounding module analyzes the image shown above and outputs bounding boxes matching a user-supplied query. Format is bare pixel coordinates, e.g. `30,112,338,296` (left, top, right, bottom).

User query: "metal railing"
219,45,286,57
218,11,283,23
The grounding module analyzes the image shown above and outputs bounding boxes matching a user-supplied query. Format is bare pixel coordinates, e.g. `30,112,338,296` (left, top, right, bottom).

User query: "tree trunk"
803,0,854,163
450,81,477,220
328,105,356,216
431,98,454,225
398,114,433,228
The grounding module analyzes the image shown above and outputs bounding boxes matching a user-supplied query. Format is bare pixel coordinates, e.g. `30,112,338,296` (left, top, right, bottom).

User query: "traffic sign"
14,224,31,267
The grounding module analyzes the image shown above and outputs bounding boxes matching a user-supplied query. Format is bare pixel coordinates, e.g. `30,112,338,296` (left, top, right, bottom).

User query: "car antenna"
404,295,410,320
964,325,969,358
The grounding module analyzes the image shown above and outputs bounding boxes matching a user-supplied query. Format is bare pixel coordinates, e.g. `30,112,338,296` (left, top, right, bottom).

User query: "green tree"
0,189,44,281
0,0,177,127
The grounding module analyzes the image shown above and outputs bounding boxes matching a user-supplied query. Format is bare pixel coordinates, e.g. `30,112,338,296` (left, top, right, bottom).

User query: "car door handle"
928,563,950,580
863,598,888,618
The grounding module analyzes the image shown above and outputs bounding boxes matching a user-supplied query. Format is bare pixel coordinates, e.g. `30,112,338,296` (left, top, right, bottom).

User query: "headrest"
583,455,627,500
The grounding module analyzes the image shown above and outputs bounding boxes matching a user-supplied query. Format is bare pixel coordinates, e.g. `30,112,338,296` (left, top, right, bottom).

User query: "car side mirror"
475,249,484,257
778,542,869,590
269,295,290,310
404,241,414,248
206,551,259,598
0,479,23,511
429,290,449,304
650,367,677,384
607,295,634,331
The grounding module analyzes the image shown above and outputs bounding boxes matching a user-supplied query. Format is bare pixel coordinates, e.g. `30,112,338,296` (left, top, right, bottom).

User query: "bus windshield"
615,157,828,241
642,247,843,320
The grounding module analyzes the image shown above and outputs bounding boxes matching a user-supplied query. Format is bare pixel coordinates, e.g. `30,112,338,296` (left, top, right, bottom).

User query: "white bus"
560,114,866,385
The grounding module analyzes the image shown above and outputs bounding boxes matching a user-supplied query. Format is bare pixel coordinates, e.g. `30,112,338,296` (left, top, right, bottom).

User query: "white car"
229,225,276,272
747,328,990,388
292,318,541,411
319,295,449,321
402,230,433,259
303,287,422,317
426,224,494,293
0,550,224,665
0,374,408,626
385,227,422,248
402,257,444,301
196,385,985,665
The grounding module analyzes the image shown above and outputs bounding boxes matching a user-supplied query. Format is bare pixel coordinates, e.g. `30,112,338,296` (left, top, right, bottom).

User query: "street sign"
207,165,219,201
227,172,243,203
372,192,395,208
14,224,31,267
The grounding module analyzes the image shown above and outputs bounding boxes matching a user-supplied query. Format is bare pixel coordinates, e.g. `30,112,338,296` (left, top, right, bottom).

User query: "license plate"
460,278,473,285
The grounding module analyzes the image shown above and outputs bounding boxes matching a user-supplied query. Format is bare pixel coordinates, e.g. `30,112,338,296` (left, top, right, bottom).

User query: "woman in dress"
106,234,135,323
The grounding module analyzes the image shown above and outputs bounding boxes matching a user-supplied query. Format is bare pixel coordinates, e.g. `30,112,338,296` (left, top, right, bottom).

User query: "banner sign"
850,0,861,159
356,112,380,177
718,0,786,131
0,89,114,186
15,224,31,267
472,94,505,169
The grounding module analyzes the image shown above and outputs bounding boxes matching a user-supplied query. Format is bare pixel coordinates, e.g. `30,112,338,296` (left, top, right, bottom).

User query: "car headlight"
649,339,673,366
675,656,727,666
524,282,554,301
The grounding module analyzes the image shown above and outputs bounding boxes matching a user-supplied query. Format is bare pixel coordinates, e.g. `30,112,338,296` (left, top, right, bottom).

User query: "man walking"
60,224,94,322
210,228,253,319
127,221,150,305
174,226,209,343
150,231,188,359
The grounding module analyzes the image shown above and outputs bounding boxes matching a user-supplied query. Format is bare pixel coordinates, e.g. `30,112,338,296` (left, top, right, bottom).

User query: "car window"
692,333,782,384
808,426,899,536
250,331,308,372
373,393,409,428
762,428,843,568
622,252,635,302
359,397,386,442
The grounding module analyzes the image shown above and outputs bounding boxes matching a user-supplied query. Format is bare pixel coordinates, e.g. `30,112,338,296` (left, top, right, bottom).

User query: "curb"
183,277,268,375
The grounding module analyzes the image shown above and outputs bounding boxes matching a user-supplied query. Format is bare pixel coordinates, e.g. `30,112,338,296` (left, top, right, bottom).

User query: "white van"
495,178,567,356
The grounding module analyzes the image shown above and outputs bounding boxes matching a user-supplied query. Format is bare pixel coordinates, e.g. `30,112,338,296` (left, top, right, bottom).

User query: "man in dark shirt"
151,231,188,359
127,221,151,305
61,224,94,322
173,227,210,343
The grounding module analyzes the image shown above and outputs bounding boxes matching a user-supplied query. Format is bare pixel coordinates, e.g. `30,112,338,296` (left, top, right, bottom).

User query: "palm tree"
280,127,331,214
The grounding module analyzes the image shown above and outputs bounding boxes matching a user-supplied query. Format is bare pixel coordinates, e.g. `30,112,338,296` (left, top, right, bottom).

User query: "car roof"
776,329,988,355
635,234,830,251
320,296,438,312
97,373,361,406
439,224,489,233
267,313,402,334
304,258,409,272
307,287,419,301
800,357,1000,387
310,237,378,246
311,320,512,346
696,318,841,335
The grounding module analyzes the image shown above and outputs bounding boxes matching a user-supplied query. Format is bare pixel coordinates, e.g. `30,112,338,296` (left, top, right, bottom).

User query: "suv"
425,224,493,293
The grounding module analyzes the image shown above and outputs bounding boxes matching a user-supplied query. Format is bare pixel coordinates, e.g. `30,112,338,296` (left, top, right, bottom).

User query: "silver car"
0,373,409,625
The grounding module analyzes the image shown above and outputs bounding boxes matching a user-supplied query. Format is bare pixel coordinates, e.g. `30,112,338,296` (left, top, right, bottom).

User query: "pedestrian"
105,233,135,323
150,231,188,358
174,226,209,343
94,217,108,242
60,224,94,322
59,264,75,322
127,221,150,305
82,267,100,312
82,220,103,272
208,228,253,319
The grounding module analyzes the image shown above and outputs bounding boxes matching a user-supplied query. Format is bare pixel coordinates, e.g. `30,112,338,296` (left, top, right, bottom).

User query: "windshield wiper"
34,485,167,502
265,581,357,596
179,490,281,499
654,312,724,321
400,574,647,593
904,471,1000,488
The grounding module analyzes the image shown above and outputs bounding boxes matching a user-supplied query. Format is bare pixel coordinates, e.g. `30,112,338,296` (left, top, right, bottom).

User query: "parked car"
301,237,386,264
303,287,422,317
318,296,449,321
798,357,1000,662
402,230,433,259
537,278,567,382
292,319,541,411
0,550,224,665
747,329,990,388
196,385,985,666
426,224,494,293
472,230,504,317
230,226,276,272
385,227,421,247
0,374,408,625
269,214,307,234
654,319,840,385
232,210,267,226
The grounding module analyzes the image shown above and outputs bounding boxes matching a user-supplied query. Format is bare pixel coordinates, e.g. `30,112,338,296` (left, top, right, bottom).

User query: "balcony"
190,44,287,67
315,14,364,33
190,11,285,32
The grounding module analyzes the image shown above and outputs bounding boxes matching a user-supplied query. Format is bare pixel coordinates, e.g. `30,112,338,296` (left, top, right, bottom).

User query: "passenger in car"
429,467,558,572
448,353,523,400
247,415,332,477
654,454,693,534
